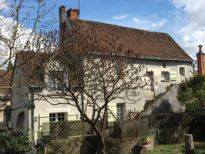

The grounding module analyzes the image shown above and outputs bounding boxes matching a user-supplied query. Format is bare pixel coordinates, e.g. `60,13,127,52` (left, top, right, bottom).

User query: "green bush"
0,130,32,153
178,75,205,114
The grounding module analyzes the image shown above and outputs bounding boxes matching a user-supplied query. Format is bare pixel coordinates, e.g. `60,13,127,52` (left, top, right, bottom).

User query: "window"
49,112,66,122
146,71,153,78
117,103,125,121
179,67,185,76
47,71,64,91
49,113,56,122
162,62,166,68
161,71,170,81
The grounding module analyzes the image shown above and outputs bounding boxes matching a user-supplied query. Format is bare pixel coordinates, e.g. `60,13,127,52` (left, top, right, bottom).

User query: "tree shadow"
80,136,99,154
152,99,173,114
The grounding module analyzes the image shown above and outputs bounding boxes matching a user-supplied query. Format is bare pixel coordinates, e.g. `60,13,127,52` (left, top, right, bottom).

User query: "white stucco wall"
106,59,193,114
146,60,193,95
11,57,193,142
33,91,81,142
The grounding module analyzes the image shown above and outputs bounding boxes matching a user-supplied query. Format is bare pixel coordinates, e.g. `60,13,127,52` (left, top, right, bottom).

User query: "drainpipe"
192,60,197,77
28,87,35,144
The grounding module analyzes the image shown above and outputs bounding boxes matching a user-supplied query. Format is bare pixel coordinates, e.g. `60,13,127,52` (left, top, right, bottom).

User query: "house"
11,6,193,142
0,70,12,128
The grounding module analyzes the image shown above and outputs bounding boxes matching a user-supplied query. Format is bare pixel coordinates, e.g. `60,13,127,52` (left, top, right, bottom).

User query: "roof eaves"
140,56,193,62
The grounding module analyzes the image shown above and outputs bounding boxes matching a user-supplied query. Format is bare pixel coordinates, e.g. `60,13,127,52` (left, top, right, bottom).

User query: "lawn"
148,142,205,154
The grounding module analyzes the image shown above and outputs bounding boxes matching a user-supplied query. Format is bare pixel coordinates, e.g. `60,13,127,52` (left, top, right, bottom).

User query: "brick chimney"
67,8,80,19
197,45,205,76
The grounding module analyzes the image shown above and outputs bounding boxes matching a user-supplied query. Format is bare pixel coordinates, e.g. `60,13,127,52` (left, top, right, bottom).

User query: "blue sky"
49,0,205,59
52,0,178,32
1,0,205,59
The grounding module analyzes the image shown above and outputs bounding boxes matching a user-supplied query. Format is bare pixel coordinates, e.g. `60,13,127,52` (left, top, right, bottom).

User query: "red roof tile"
0,70,12,96
63,19,192,62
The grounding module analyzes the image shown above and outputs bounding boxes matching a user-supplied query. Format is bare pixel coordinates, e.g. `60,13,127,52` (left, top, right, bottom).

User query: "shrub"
0,129,32,153
178,76,205,114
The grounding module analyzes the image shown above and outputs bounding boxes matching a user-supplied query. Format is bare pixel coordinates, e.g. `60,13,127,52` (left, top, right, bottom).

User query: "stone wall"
46,136,139,154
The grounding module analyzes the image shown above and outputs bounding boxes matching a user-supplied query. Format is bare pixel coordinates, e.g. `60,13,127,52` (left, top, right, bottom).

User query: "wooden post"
184,134,195,154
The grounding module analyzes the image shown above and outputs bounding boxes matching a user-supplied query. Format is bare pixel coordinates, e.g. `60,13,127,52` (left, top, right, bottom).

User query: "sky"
1,0,205,59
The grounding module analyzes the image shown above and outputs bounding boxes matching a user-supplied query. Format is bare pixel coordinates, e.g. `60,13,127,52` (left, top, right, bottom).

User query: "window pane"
161,72,170,81
117,104,124,121
48,76,56,90
58,113,65,121
180,67,185,76
49,112,66,122
49,113,56,122
163,62,166,68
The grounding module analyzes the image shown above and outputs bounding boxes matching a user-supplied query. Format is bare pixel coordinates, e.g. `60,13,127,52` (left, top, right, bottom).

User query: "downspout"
192,60,197,77
29,87,35,144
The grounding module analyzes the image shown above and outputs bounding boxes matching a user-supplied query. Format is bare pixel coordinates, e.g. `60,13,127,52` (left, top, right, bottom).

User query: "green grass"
147,142,205,154
148,144,184,154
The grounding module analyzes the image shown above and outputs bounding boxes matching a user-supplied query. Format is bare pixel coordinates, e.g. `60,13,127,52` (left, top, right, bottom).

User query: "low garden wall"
46,137,139,154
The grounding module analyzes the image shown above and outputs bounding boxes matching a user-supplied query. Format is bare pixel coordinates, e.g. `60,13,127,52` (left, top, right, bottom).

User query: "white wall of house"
145,60,193,95
33,92,80,142
11,57,193,142
108,59,193,120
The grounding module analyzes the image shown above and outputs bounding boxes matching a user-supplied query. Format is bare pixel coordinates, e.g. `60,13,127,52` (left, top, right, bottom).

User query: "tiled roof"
14,52,51,86
63,19,192,62
0,70,12,96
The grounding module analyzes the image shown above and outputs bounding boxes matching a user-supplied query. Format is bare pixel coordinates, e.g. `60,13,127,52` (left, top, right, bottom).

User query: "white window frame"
49,112,67,122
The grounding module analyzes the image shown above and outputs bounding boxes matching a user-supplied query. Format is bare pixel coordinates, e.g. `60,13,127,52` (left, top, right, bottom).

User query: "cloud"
132,17,149,24
112,14,129,20
132,17,167,30
0,15,33,59
0,0,7,10
151,19,167,29
170,0,205,25
169,0,205,59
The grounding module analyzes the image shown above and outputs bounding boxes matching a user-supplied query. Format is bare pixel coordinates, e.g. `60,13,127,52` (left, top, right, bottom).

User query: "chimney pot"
67,8,80,20
199,44,203,52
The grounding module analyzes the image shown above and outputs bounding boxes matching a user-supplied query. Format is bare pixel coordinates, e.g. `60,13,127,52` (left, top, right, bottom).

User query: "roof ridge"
71,19,169,35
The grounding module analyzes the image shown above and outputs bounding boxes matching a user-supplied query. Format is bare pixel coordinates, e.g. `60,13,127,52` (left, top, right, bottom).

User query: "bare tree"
0,0,58,107
0,0,57,130
33,30,150,153
0,0,57,71
7,3,150,151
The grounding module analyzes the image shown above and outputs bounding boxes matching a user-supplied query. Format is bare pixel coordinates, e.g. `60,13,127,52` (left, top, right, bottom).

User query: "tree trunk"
98,134,106,154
